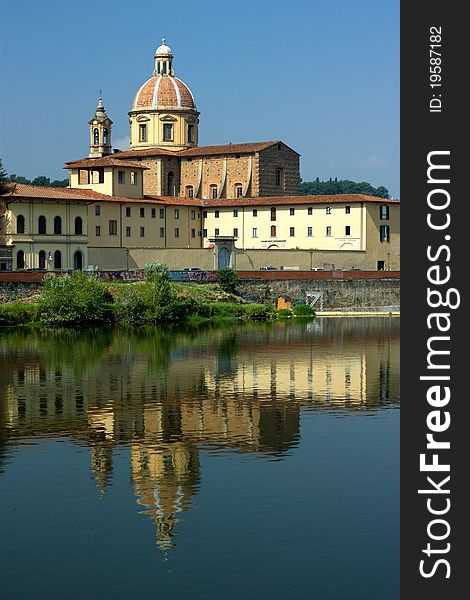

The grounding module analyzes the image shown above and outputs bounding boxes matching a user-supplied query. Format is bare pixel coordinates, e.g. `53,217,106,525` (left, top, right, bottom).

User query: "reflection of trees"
1,318,400,549
0,327,112,375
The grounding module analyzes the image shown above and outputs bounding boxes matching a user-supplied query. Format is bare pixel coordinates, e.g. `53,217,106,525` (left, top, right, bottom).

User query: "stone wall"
237,277,400,309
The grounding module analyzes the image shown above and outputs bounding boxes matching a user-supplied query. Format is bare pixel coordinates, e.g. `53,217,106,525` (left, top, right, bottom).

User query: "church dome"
155,41,173,56
132,75,196,111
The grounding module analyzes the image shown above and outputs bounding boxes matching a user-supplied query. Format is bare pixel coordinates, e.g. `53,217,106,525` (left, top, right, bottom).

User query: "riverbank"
0,271,316,328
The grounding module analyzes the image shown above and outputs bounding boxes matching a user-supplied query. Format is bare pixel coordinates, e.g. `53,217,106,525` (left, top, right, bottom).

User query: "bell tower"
89,95,113,158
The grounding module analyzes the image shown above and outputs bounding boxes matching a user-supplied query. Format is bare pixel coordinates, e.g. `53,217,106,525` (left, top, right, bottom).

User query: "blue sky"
0,0,399,197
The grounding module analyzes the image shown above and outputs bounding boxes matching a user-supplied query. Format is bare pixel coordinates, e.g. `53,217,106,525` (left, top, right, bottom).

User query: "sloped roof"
203,194,400,207
2,183,111,201
65,156,148,169
1,183,202,206
179,141,285,157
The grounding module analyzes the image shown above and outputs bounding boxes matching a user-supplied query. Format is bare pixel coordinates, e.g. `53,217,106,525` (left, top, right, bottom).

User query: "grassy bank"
0,268,315,328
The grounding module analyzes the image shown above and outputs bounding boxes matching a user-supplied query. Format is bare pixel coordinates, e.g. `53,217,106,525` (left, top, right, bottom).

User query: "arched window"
54,216,62,235
75,216,83,235
17,214,25,234
94,128,99,145
186,185,194,198
38,250,46,269
16,250,25,270
235,184,243,198
54,250,62,270
38,216,46,234
270,207,277,221
103,128,108,145
167,171,175,196
210,185,218,199
73,251,83,270
271,225,277,237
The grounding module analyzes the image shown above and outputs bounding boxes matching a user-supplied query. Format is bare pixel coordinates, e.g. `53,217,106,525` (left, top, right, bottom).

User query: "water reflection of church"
1,319,399,550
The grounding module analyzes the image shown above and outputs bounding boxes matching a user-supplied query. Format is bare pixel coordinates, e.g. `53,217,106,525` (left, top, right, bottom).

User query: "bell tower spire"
89,94,113,158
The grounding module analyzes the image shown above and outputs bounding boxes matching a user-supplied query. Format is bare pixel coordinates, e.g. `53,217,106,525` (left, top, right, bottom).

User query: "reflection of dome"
132,76,196,111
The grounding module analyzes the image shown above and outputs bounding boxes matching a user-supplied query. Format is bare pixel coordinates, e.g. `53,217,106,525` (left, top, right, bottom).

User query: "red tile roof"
111,148,182,158
2,183,112,201
70,141,298,162
145,195,202,206
1,183,203,207
179,141,284,157
132,76,196,111
65,156,148,169
2,184,398,209
203,194,400,207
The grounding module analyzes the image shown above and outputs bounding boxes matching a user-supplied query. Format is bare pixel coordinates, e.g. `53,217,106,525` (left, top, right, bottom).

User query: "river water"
0,317,399,599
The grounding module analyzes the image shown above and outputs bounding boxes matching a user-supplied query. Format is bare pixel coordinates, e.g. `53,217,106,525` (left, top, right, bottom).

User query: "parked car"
183,267,202,271
259,266,277,271
310,267,325,271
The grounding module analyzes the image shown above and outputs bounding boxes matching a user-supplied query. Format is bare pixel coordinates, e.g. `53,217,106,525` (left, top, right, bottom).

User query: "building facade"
1,39,399,273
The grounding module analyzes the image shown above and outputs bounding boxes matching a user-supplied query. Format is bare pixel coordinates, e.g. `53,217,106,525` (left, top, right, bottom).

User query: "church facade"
1,39,399,272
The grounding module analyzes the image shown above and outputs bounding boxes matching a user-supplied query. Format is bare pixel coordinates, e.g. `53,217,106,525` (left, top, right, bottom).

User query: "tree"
0,160,10,195
50,178,69,188
300,177,390,198
31,176,51,187
1,159,14,244
7,174,31,184
5,173,68,187
217,268,239,293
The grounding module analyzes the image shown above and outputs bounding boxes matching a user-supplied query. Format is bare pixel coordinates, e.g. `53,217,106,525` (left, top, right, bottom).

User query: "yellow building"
3,184,90,271
0,38,399,272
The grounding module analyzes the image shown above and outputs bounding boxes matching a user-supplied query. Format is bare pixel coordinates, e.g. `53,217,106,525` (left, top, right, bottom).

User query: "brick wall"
257,143,300,196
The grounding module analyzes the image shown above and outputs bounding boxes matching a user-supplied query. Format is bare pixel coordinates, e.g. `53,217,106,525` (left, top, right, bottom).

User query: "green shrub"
239,302,277,320
292,303,315,317
144,261,170,283
216,268,239,293
277,308,293,318
38,272,113,326
0,301,38,326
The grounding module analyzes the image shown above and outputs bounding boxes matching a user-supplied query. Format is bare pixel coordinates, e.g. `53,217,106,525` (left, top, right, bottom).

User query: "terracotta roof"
1,183,112,201
132,75,196,111
145,195,202,206
83,141,298,161
179,141,284,157
203,194,400,207
65,156,148,169
1,183,202,207
112,148,181,159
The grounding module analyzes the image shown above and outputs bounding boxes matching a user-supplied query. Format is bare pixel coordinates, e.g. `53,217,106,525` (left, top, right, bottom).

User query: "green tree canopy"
0,160,9,195
5,171,68,188
300,178,390,198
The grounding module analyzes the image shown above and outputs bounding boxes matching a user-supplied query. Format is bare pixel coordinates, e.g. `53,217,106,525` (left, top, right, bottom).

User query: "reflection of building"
0,319,399,549
1,40,399,273
131,440,200,550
